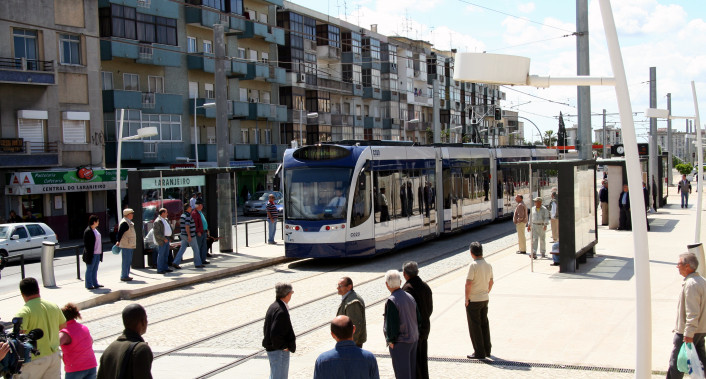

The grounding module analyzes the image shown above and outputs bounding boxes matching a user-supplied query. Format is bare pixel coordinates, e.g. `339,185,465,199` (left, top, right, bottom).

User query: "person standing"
527,197,550,258
642,182,651,231
83,215,103,290
97,304,152,379
14,277,66,379
465,242,493,360
192,200,210,265
513,195,528,255
618,184,631,231
263,282,296,379
399,183,407,217
313,316,379,379
267,194,278,245
336,277,367,348
402,261,433,379
549,192,559,242
406,182,414,217
599,180,609,225
59,303,98,379
8,210,22,223
153,208,173,274
173,203,201,269
115,208,136,282
666,253,706,378
189,192,198,210
379,188,390,222
678,174,692,208
383,270,419,379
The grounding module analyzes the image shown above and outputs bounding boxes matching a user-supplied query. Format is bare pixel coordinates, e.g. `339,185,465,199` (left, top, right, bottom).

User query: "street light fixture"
194,101,216,169
406,119,420,141
115,108,158,224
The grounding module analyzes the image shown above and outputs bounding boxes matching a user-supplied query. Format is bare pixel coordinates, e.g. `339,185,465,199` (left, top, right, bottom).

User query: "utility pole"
649,67,658,211
667,93,673,185
602,109,607,158
432,78,440,143
215,24,233,252
576,0,592,160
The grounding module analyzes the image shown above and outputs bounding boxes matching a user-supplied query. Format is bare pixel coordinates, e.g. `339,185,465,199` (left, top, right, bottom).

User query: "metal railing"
0,57,54,72
2,254,26,279
240,219,284,247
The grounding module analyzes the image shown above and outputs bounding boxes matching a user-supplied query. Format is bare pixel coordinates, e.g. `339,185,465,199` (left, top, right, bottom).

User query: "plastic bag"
111,245,121,255
686,342,706,379
679,343,689,373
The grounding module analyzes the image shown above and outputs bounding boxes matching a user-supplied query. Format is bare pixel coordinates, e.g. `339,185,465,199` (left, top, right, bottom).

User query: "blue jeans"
268,219,277,243
65,367,96,379
157,242,170,272
682,192,689,207
197,234,208,262
174,236,201,266
266,350,290,379
85,254,100,288
120,248,133,279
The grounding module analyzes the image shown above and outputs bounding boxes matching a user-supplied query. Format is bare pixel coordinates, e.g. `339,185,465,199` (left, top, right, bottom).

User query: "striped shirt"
266,201,278,219
180,211,196,238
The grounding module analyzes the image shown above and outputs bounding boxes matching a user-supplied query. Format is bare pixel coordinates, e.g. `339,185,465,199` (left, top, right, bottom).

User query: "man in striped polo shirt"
172,203,202,268
266,194,278,245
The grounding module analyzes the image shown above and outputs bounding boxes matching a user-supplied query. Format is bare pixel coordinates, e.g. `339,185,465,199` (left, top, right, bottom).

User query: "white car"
0,222,58,260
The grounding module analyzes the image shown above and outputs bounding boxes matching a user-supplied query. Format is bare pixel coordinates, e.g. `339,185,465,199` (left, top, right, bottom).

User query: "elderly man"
402,261,433,379
313,316,379,379
263,282,296,379
115,208,136,281
384,270,419,379
97,304,153,379
599,180,609,225
513,194,528,255
618,184,631,231
527,197,550,259
13,277,66,379
465,242,493,360
192,200,210,265
153,207,173,274
667,253,706,378
336,277,367,347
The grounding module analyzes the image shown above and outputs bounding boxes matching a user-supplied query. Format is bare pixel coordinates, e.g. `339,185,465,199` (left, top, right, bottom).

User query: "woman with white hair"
383,270,419,379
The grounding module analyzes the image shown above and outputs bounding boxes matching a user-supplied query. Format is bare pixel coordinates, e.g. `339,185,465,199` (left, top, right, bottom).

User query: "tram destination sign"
141,175,205,190
293,145,350,161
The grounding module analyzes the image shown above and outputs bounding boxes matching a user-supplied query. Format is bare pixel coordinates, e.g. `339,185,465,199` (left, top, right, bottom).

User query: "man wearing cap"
513,195,528,255
527,197,550,259
115,208,136,281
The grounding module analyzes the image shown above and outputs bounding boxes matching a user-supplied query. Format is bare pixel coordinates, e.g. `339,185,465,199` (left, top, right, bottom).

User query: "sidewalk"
0,234,292,316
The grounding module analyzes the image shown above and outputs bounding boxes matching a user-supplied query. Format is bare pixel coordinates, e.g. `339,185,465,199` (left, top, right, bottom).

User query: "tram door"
373,170,395,253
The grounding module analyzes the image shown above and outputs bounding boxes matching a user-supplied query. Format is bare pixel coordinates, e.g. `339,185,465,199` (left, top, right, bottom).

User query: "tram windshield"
285,168,353,221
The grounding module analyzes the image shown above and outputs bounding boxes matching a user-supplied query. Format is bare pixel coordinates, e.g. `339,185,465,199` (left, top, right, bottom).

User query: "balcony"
364,116,382,129
185,6,229,29
363,87,382,100
317,77,353,94
354,115,364,128
187,53,215,73
341,51,362,65
100,40,181,67
307,113,331,125
103,90,182,114
242,21,285,45
238,62,286,84
383,118,400,129
0,141,60,167
189,98,217,118
194,143,217,162
362,58,381,71
232,101,286,122
105,141,184,164
381,62,398,74
331,114,354,127
352,83,363,97
234,144,287,161
317,45,341,62
0,57,55,85
382,90,399,102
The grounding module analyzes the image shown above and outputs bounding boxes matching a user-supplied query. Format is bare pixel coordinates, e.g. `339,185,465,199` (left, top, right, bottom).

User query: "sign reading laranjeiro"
141,175,205,190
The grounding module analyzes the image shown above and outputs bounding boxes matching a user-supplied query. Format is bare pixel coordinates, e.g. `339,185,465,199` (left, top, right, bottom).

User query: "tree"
676,163,693,175
543,130,557,147
557,112,567,152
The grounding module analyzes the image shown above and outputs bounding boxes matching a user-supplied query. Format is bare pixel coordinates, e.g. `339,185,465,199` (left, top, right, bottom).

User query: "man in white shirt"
153,208,173,274
327,189,347,218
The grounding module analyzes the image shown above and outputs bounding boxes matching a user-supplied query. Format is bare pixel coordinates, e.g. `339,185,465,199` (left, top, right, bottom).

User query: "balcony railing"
142,92,155,108
0,57,56,85
0,57,54,72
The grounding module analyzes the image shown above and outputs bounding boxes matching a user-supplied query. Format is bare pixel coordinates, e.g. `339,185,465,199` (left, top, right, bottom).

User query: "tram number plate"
372,149,380,156
350,232,360,238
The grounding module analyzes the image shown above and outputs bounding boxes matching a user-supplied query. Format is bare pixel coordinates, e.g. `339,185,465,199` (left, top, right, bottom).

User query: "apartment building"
0,0,108,240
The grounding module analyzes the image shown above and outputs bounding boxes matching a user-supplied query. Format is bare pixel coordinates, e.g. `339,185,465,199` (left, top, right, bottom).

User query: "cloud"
518,2,535,14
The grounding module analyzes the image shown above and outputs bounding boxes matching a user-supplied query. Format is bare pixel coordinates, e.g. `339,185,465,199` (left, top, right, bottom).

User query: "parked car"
243,191,283,216
0,223,58,261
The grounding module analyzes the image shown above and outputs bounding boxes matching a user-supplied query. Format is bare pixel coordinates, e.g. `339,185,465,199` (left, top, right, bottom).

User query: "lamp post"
193,101,216,169
406,119,420,141
115,108,158,224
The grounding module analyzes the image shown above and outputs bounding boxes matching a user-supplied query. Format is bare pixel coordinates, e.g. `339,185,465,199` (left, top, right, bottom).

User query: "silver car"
0,222,58,260
243,191,283,216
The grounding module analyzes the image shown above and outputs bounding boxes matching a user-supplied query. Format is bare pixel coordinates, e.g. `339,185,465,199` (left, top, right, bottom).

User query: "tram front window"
285,168,353,221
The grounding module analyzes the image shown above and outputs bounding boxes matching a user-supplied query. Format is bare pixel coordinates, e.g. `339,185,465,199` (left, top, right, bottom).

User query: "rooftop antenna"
356,5,361,27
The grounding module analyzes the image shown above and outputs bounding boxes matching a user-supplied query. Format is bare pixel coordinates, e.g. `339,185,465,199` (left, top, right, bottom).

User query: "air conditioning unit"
297,73,306,83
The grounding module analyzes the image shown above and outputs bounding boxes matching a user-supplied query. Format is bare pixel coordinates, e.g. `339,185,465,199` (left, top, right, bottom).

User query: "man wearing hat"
115,208,136,281
527,197,550,259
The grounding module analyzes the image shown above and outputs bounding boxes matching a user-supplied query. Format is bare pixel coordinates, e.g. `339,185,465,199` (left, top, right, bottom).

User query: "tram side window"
442,168,451,209
374,171,393,223
350,165,371,228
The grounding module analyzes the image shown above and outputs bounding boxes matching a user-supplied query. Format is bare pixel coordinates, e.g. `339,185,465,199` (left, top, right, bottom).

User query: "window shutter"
62,120,86,144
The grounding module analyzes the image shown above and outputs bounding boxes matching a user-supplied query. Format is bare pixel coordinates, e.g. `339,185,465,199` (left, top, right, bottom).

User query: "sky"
291,0,706,143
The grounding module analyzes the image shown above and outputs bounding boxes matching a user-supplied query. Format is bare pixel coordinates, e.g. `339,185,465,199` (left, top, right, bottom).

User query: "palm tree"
544,130,557,147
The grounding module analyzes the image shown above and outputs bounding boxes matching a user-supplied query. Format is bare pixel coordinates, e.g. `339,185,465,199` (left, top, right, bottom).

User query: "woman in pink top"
60,303,97,379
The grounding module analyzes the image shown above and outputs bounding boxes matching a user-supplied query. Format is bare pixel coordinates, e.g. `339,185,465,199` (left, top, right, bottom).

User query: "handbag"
112,245,121,255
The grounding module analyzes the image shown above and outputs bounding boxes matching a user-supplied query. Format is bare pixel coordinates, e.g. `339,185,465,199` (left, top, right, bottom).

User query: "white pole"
599,0,652,377
194,99,200,169
116,108,125,225
299,99,303,146
693,81,703,243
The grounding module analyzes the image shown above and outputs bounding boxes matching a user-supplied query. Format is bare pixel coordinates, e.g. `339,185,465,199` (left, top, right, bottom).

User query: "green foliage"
673,155,684,168
676,163,693,175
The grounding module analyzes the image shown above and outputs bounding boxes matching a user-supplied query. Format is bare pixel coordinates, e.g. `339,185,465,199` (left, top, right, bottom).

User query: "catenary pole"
693,81,703,244
576,0,592,160
667,93,672,185
215,24,233,252
649,67,658,211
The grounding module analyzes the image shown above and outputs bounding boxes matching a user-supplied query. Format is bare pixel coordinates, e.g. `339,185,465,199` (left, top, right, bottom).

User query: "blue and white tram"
282,143,556,258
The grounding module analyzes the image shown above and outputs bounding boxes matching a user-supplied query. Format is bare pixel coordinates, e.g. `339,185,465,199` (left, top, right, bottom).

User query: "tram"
282,142,558,258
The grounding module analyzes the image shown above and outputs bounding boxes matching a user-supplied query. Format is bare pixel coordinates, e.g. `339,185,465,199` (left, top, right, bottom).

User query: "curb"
74,256,298,310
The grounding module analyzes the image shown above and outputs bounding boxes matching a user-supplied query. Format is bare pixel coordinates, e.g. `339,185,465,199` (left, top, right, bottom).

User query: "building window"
204,83,214,99
99,4,177,46
249,49,257,61
237,48,246,59
59,34,81,65
203,40,212,54
241,129,249,143
123,73,139,91
148,76,163,93
187,36,197,53
18,118,45,145
262,91,271,104
13,29,38,70
116,112,181,141
62,120,87,144
261,52,269,63
239,88,248,102
101,71,113,90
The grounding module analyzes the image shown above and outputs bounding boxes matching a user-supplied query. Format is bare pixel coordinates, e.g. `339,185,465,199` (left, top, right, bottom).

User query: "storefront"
232,162,280,204
4,168,127,241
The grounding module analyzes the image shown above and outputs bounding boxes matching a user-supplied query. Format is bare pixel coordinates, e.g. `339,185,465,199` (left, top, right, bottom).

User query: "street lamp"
194,101,216,169
115,108,158,224
406,119,420,141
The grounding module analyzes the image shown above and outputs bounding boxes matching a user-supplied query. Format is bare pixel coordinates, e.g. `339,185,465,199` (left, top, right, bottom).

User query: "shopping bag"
111,245,121,255
686,342,706,379
679,343,689,373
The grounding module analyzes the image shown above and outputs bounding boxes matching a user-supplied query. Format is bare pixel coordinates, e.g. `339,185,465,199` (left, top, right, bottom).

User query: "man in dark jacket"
263,282,296,379
402,261,433,379
618,184,631,231
97,304,152,379
598,180,609,226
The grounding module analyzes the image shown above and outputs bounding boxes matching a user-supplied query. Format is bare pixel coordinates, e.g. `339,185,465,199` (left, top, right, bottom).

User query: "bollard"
263,220,267,243
41,241,57,287
75,247,81,280
245,222,249,247
688,243,706,277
